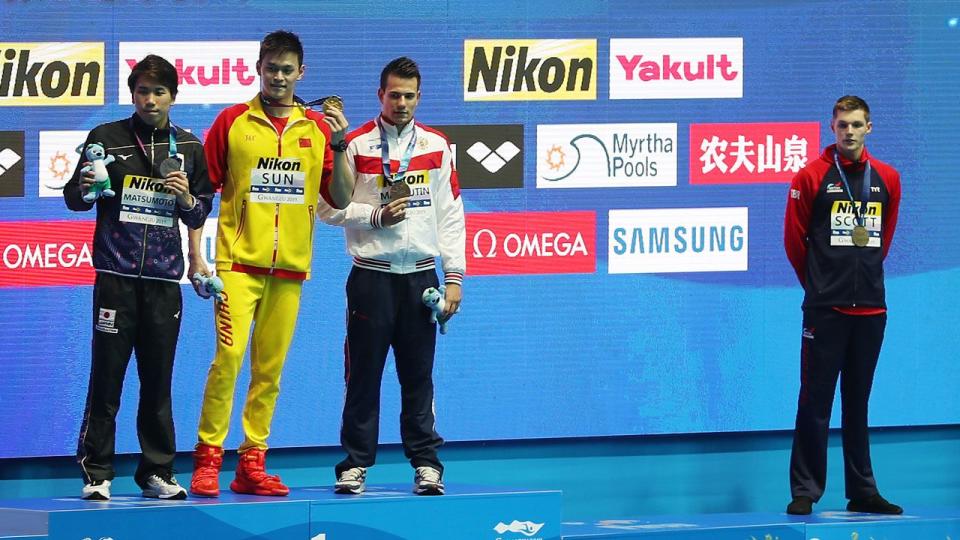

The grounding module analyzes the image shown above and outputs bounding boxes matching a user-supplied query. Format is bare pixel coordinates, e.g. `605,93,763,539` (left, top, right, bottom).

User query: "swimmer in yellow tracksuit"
186,30,354,497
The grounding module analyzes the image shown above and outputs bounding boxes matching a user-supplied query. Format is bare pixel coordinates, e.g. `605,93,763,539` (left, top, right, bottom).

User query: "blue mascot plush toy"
77,142,116,203
193,273,225,302
422,285,456,335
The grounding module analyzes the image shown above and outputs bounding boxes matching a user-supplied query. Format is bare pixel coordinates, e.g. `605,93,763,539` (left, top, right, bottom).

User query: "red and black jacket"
784,144,901,310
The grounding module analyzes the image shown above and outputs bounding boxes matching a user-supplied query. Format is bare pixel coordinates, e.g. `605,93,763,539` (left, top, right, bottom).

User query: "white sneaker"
142,474,188,500
334,467,366,494
81,479,111,501
413,466,444,495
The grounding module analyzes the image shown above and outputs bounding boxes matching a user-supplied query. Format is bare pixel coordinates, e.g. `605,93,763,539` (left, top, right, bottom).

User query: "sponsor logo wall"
610,38,743,100
0,0,952,457
690,122,819,184
0,131,25,197
467,211,596,275
38,130,87,196
436,124,524,189
464,39,597,101
537,123,677,188
118,42,259,104
0,220,96,287
0,42,104,106
608,207,749,274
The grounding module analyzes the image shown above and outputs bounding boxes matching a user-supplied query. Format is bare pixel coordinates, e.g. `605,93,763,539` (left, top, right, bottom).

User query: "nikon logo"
0,43,104,106
464,39,596,101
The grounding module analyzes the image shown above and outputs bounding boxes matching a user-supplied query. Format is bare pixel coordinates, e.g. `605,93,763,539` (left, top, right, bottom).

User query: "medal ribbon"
833,150,872,228
377,116,417,185
130,117,178,174
260,94,333,109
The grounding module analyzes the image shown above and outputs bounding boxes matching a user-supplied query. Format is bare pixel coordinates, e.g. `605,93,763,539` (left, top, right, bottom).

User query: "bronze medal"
389,180,411,201
321,95,343,114
852,225,869,247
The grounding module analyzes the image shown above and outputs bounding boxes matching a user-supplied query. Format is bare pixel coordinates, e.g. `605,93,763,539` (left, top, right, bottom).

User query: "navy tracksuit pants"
336,267,444,476
789,307,886,501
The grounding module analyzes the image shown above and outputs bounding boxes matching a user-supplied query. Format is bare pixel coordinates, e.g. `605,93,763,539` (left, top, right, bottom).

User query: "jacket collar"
378,114,415,139
821,143,871,170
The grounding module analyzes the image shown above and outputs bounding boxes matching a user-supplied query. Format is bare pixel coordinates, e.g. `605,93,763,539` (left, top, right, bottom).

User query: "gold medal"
388,180,411,201
321,95,343,114
852,225,869,247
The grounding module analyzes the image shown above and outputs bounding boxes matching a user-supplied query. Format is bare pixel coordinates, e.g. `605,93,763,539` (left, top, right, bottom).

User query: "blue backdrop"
0,0,957,459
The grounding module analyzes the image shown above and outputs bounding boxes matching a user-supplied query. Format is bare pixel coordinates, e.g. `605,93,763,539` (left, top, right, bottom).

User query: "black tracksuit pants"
789,307,886,501
77,272,182,487
336,267,444,476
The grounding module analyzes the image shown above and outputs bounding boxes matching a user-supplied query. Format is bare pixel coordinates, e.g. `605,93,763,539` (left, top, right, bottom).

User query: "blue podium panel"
801,509,960,540
0,508,46,539
0,504,48,540
562,513,805,539
0,484,562,540
305,484,562,540
0,493,311,540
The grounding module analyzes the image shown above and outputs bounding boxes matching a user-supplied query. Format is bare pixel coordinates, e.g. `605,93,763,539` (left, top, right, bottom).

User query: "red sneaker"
190,443,223,497
230,448,289,496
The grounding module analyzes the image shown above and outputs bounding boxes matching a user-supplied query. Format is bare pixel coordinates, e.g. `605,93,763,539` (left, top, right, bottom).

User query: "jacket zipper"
137,127,155,277
852,241,861,307
269,118,285,272
257,110,306,274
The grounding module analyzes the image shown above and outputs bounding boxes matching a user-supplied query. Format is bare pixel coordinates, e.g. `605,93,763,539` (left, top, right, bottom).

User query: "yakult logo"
0,221,96,287
690,122,819,184
610,38,743,100
119,42,258,104
467,212,595,275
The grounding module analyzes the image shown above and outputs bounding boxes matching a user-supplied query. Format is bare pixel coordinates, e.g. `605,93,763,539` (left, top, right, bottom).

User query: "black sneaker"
847,494,903,515
786,495,813,515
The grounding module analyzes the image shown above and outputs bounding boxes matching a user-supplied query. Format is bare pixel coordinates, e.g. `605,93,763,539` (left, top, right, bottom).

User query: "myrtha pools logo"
537,123,677,189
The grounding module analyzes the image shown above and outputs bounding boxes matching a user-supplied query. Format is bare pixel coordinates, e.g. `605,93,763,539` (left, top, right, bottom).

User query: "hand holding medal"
160,157,194,209
320,95,343,115
388,179,411,201
159,156,182,178
316,95,349,149
380,193,410,227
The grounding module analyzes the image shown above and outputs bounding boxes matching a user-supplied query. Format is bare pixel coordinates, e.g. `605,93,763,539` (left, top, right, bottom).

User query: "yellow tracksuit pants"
196,269,303,451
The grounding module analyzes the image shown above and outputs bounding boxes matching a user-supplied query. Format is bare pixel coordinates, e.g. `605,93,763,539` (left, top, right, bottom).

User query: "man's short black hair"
260,30,304,66
127,54,178,97
380,57,421,90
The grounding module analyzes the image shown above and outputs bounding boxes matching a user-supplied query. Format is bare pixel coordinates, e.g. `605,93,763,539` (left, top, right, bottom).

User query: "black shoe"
847,494,903,515
786,495,813,515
